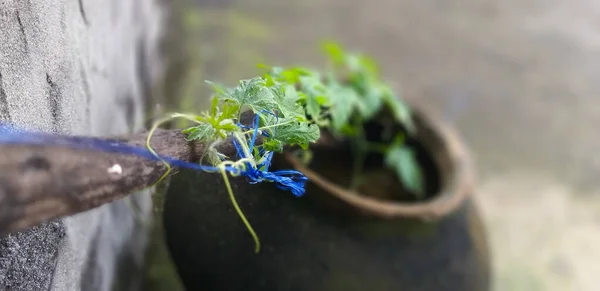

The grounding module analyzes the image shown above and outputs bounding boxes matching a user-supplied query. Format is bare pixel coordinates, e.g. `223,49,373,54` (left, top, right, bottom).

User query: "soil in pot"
163,107,491,291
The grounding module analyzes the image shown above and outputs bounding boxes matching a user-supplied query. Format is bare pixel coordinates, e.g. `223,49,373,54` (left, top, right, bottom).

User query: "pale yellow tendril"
146,113,201,187
145,114,261,253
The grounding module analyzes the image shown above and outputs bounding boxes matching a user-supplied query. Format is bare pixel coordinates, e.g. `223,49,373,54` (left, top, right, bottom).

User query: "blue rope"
0,123,236,172
0,116,308,197
233,113,307,197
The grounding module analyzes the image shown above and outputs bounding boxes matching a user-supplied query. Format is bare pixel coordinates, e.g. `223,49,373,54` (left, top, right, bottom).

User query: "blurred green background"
146,1,600,290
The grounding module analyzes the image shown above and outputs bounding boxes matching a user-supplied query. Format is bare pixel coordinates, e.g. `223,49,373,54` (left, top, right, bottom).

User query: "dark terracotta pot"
163,103,491,291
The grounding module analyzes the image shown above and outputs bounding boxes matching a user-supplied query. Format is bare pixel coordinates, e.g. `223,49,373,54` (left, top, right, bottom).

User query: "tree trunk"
0,0,164,290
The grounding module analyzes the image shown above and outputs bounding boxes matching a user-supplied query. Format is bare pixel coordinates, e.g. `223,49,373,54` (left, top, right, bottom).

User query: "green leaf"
266,66,312,85
209,96,219,117
326,80,361,131
385,144,424,197
281,67,311,84
217,119,239,133
219,100,241,121
349,76,383,119
298,74,327,118
320,42,416,133
262,139,284,152
381,90,415,133
303,91,321,120
346,54,363,73
182,123,216,142
218,77,280,114
358,86,384,119
263,65,329,123
264,72,276,87
353,54,380,77
261,115,320,151
322,41,346,65
268,84,305,119
267,66,284,79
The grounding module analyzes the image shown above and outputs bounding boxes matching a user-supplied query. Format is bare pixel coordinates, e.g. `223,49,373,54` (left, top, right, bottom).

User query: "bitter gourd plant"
147,41,423,254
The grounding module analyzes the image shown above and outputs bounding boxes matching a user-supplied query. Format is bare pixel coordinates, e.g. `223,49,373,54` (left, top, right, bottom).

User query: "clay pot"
163,103,491,291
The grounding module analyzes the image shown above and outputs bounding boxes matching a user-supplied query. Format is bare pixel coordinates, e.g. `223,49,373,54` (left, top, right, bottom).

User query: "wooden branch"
0,129,238,236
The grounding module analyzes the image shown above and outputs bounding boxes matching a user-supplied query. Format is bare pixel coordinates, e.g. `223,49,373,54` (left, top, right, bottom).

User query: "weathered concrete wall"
0,0,164,290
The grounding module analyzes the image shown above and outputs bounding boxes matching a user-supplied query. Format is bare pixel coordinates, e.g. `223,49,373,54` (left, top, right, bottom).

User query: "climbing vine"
147,41,423,254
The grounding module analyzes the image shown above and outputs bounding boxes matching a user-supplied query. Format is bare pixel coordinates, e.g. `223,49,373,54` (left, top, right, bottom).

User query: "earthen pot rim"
285,102,475,221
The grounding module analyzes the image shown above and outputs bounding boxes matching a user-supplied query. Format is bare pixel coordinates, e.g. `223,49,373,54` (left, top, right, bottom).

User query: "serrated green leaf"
220,100,240,121
381,90,415,133
358,86,384,119
182,123,216,142
261,116,320,151
219,77,279,114
268,84,304,119
327,81,361,131
209,96,219,117
321,42,416,133
218,119,239,132
264,73,276,87
299,73,325,93
348,75,384,119
304,91,321,120
263,65,330,123
298,74,328,119
385,145,424,196
262,139,283,152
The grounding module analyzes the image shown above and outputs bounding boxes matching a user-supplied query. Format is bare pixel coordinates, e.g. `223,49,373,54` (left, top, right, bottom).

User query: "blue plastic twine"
233,113,307,196
0,114,308,197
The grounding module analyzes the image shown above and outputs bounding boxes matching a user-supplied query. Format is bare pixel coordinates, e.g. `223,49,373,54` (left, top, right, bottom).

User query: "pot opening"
299,116,443,204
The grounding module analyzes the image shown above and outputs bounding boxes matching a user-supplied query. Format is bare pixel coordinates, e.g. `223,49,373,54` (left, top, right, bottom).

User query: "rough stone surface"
0,0,164,290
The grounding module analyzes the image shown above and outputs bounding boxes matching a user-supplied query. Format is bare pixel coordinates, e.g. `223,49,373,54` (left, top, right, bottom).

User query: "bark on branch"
0,129,238,236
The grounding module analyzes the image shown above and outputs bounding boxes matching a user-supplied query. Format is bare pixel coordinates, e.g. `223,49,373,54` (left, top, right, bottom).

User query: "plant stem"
364,142,389,154
349,140,366,190
349,117,367,190
219,168,260,254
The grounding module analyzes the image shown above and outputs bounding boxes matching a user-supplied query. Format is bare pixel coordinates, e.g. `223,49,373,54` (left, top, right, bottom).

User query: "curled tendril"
145,111,307,254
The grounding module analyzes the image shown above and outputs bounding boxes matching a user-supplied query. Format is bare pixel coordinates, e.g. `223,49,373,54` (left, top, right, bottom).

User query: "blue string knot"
232,112,307,197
